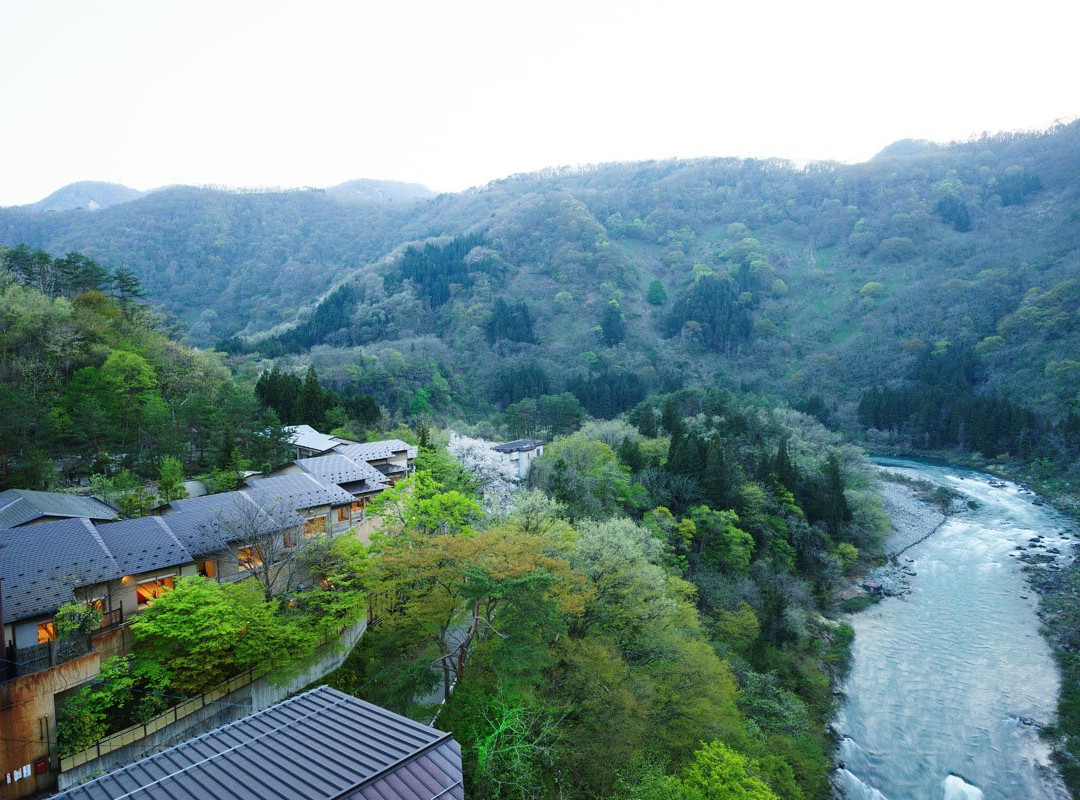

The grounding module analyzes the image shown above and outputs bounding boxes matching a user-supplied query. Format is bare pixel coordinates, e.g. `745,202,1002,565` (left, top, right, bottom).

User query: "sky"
0,0,1076,206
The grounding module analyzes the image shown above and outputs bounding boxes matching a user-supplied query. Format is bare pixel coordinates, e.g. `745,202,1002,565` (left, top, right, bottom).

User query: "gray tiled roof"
0,488,118,528
160,492,276,554
94,517,193,576
247,473,356,509
0,518,123,624
492,438,544,453
154,506,231,556
54,686,464,800
296,454,389,493
335,439,416,463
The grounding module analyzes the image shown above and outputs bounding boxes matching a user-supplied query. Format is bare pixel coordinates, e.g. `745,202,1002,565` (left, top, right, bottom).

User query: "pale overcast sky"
0,0,1075,206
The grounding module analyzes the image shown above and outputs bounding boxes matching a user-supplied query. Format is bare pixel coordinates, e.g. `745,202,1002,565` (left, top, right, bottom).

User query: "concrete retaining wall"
58,618,367,791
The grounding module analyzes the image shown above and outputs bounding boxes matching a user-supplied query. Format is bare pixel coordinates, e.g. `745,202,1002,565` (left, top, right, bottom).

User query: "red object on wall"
34,758,48,775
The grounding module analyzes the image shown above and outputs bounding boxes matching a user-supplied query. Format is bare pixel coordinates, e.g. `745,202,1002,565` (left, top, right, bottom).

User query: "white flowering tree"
447,432,519,516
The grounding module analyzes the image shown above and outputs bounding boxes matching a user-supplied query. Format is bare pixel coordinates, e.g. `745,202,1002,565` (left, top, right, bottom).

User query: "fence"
60,668,259,771
99,606,124,631
11,634,90,678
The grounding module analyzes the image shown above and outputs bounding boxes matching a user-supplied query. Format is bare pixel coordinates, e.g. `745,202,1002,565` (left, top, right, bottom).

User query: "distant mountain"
323,179,434,205
871,139,940,159
2,123,1080,432
29,181,143,212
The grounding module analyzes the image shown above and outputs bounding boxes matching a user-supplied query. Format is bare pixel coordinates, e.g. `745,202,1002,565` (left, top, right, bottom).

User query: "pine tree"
702,440,738,510
298,366,327,428
618,437,645,473
108,267,144,321
822,453,852,534
771,439,799,493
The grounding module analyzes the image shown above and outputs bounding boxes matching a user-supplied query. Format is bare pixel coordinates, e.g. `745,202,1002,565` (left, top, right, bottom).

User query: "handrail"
59,668,260,771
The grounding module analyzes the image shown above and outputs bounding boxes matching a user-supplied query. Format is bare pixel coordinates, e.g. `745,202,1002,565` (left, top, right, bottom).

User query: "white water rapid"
833,458,1073,800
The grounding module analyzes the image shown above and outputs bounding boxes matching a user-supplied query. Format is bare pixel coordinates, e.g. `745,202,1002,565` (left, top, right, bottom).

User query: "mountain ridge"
3,122,1080,430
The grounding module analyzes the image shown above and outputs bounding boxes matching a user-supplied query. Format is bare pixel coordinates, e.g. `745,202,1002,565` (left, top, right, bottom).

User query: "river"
834,458,1074,800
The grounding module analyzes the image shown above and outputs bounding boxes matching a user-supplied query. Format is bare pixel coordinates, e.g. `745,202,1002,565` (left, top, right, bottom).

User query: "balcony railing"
98,606,124,632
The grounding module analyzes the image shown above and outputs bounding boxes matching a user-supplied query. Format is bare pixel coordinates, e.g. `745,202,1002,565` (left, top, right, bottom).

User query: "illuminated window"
136,576,175,610
283,530,296,548
303,517,326,539
84,597,106,614
238,545,263,571
197,560,217,578
37,621,57,643
337,506,349,522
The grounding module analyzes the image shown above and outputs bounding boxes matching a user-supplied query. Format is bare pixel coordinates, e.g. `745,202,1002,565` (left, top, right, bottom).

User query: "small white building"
491,439,544,480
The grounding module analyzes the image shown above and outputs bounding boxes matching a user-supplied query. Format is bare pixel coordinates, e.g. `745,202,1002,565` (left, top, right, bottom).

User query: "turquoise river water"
834,458,1074,800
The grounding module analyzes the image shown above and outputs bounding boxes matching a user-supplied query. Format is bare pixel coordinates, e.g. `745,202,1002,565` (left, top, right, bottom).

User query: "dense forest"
324,394,887,800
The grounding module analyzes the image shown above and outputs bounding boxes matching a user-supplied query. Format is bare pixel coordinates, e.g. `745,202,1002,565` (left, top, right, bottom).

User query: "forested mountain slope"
3,123,1080,443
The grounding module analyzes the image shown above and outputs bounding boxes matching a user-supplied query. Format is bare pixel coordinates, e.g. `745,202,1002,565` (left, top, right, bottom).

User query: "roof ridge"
325,731,457,800
81,517,123,576
151,516,194,564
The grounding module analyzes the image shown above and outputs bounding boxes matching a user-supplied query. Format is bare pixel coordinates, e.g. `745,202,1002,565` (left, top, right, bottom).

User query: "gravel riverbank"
850,475,949,597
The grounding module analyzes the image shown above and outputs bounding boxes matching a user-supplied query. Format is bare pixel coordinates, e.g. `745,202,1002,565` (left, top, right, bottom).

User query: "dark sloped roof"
296,454,389,492
287,424,342,454
347,739,463,800
492,438,544,453
0,518,123,624
94,516,193,576
247,473,356,509
161,492,277,553
335,440,417,463
155,505,231,556
0,488,118,528
54,686,463,800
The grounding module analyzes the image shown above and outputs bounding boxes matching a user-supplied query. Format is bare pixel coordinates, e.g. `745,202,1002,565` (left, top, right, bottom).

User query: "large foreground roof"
54,686,464,800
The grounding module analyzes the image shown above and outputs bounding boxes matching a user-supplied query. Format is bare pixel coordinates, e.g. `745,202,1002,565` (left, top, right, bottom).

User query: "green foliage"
678,741,781,800
529,434,641,520
293,535,370,639
368,471,482,536
600,301,626,346
131,577,316,695
487,298,538,344
385,234,488,308
455,689,562,800
647,279,668,306
54,601,103,639
689,505,755,573
56,657,137,757
157,456,187,503
666,274,754,351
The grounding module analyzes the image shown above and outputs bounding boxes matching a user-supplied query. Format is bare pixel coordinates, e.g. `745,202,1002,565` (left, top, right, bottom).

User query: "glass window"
136,576,175,610
37,621,57,643
238,545,263,571
198,560,217,578
303,517,326,539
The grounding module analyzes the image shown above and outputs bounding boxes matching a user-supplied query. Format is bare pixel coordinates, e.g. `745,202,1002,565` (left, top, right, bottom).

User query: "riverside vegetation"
322,401,887,800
